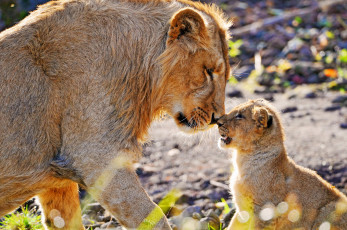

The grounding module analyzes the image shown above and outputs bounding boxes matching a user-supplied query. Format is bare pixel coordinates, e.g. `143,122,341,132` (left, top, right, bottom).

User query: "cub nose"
216,115,226,127
210,113,220,125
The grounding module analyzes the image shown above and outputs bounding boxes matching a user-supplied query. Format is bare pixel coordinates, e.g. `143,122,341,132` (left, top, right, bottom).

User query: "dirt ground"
139,83,347,213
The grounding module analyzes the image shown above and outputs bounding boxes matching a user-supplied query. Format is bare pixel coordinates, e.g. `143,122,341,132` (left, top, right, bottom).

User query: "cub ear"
167,8,209,49
252,106,272,132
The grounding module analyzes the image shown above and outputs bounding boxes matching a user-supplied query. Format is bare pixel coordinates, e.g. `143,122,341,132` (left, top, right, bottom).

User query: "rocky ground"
73,84,347,230
1,0,347,229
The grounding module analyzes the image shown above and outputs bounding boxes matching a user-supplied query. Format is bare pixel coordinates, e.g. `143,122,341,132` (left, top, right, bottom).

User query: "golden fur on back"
0,0,231,229
218,99,347,230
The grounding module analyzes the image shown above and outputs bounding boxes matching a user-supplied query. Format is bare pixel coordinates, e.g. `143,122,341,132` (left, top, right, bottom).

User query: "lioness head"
217,99,284,151
159,6,231,133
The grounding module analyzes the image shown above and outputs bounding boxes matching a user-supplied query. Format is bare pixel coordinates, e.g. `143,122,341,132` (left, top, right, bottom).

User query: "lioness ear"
167,8,208,48
252,107,271,132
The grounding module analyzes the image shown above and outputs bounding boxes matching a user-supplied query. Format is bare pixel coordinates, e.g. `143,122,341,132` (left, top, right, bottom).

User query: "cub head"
217,99,283,151
159,6,231,133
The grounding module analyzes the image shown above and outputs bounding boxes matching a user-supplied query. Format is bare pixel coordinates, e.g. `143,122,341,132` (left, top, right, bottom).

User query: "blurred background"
0,0,346,229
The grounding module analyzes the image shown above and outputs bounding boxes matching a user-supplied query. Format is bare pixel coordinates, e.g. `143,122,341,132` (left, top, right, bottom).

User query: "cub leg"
89,167,171,229
38,181,84,230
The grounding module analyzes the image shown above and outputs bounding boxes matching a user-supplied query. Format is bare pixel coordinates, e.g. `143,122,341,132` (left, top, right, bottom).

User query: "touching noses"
210,113,219,125
211,113,226,126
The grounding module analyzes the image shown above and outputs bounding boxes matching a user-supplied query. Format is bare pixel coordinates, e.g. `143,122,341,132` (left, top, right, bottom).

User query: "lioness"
218,99,347,230
0,0,231,229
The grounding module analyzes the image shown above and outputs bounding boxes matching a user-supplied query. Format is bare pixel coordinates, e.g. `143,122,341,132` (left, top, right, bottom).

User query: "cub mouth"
220,135,232,145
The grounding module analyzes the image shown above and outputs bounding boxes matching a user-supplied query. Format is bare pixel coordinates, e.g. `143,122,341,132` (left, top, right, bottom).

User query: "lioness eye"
235,113,244,119
206,68,214,80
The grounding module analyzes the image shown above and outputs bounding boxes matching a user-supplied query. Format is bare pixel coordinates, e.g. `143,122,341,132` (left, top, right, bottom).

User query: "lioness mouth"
221,136,232,144
177,112,198,128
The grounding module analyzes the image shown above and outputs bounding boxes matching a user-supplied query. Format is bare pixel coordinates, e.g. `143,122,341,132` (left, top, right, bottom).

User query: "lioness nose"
210,113,220,125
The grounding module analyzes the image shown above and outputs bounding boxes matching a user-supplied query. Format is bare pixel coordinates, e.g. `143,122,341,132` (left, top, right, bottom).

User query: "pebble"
332,95,347,104
199,209,221,230
168,148,180,156
305,92,317,99
282,106,298,113
227,89,243,98
340,123,347,129
100,221,121,229
324,105,341,112
221,208,236,228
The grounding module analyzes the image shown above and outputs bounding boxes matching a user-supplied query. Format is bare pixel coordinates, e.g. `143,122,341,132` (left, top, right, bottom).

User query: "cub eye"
235,113,244,119
206,68,214,80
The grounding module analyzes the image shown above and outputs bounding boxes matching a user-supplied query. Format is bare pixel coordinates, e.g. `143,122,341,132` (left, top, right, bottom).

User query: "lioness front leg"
38,181,84,230
88,167,170,229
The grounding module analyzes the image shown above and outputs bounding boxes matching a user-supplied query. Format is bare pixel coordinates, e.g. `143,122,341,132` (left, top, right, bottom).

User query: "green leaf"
294,16,302,24
325,30,335,39
339,49,347,63
228,39,243,57
228,76,238,85
221,198,231,214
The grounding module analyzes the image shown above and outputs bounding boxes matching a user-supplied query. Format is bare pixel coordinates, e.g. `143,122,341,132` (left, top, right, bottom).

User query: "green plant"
339,49,347,63
208,222,223,230
220,198,231,215
0,206,42,230
228,39,243,57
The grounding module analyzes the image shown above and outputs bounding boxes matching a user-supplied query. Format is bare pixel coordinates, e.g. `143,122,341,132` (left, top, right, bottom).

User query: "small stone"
292,75,304,84
283,37,304,53
96,215,111,222
332,95,347,104
282,106,298,113
100,221,120,229
82,217,94,226
325,105,341,112
168,148,180,156
227,89,243,98
176,193,195,205
338,41,347,49
181,206,202,217
305,92,317,99
199,210,221,230
200,180,210,189
340,123,347,129
89,224,102,229
221,208,236,229
192,212,202,220
86,203,104,213
288,94,297,100
263,94,274,102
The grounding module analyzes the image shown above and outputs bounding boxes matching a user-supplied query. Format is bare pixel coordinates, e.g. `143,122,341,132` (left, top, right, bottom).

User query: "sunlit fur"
218,99,347,230
0,0,231,229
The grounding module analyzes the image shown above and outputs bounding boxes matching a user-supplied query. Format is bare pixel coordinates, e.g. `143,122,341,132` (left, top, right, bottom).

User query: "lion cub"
218,99,347,230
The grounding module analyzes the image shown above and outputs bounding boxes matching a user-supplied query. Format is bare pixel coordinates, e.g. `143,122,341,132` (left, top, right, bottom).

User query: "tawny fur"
218,99,347,230
0,0,231,229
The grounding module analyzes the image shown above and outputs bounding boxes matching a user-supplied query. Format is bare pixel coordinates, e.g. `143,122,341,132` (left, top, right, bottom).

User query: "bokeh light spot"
53,216,65,228
259,206,274,221
49,209,61,219
319,221,331,230
182,217,199,230
288,209,300,222
237,211,250,223
276,202,289,214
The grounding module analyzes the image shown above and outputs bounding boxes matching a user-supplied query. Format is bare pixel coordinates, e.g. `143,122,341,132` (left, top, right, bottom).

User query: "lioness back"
0,0,230,228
